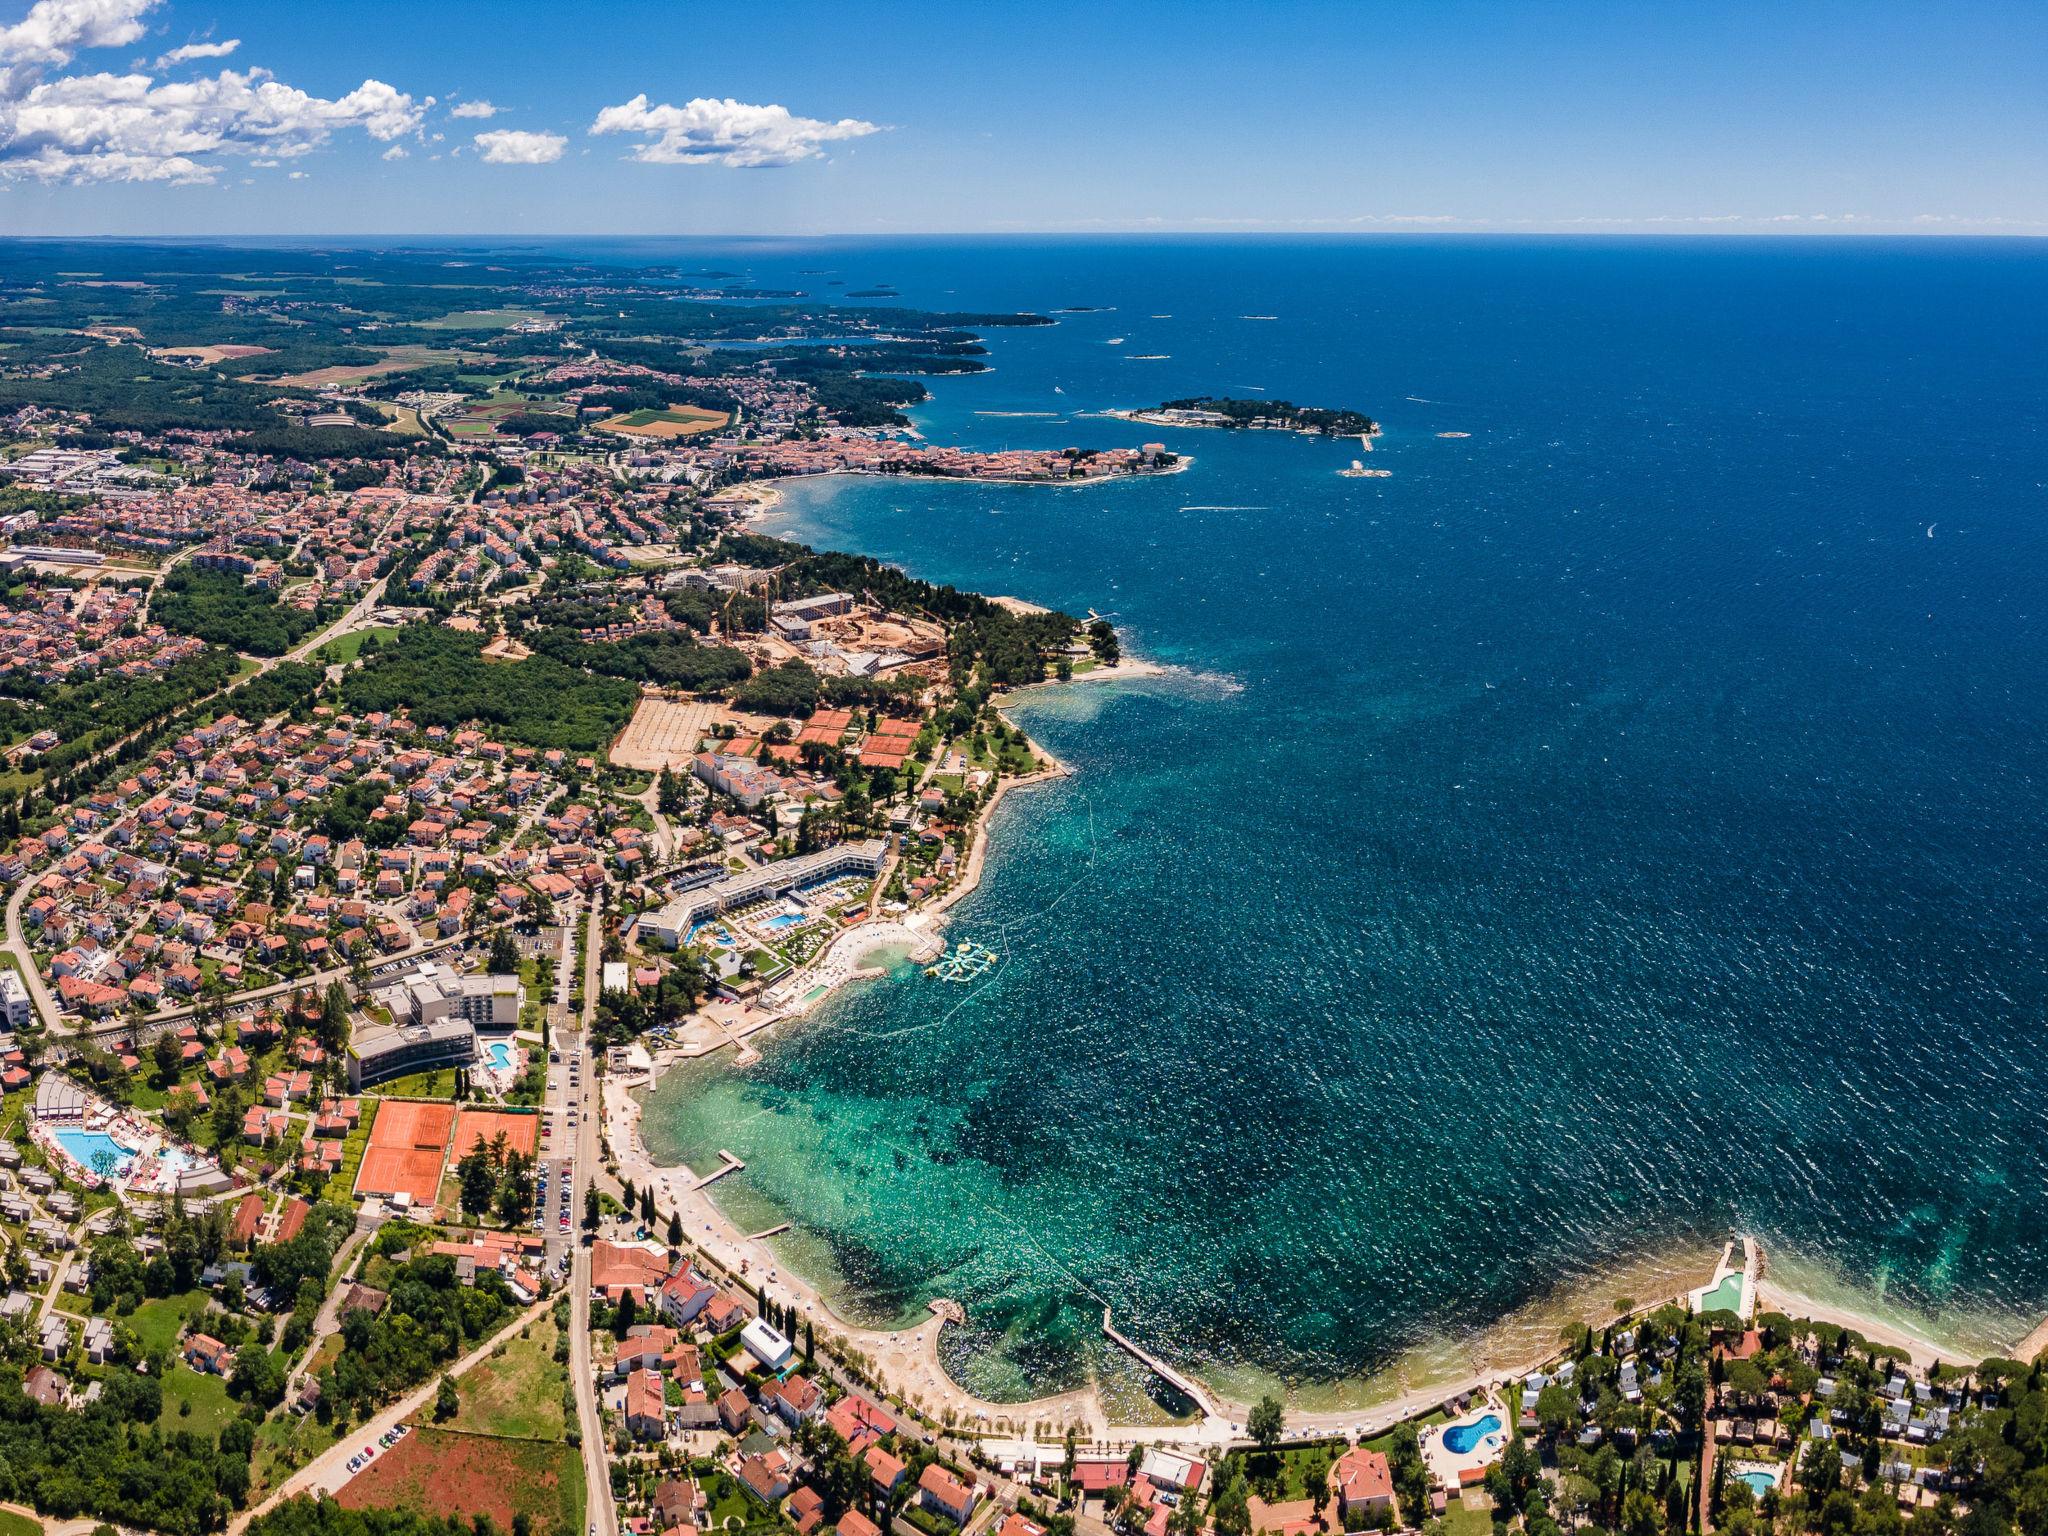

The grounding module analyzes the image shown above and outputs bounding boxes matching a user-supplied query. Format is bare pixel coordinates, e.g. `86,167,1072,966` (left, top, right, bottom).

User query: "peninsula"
1111,395,1381,438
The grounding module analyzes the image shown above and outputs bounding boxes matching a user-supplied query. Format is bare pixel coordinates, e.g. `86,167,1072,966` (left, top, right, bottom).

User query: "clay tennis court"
450,1107,540,1162
353,1099,457,1207
610,695,720,771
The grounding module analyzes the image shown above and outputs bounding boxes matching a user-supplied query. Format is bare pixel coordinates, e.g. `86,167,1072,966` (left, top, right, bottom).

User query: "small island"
1112,395,1380,439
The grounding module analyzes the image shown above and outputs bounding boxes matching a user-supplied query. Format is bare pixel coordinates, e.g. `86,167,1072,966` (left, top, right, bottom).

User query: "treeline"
0,338,308,435
7,648,243,768
1161,396,1378,437
319,1250,514,1419
338,624,636,750
154,567,329,656
0,1364,249,1534
717,534,1079,688
223,425,414,461
249,1501,502,1536
527,628,754,694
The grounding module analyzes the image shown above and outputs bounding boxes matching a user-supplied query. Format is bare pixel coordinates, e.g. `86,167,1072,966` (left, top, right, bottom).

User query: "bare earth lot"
610,694,721,771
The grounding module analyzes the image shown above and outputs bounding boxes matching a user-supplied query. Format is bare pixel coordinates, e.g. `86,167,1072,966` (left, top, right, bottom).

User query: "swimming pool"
483,1040,515,1071
761,913,806,933
1738,1472,1778,1499
1443,1413,1503,1456
1699,1274,1745,1313
54,1128,135,1178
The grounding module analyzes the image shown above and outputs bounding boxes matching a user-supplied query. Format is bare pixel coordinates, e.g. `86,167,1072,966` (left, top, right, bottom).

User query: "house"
38,1315,69,1360
761,1372,824,1426
591,1240,668,1305
1331,1447,1394,1520
82,1316,115,1364
183,1332,235,1375
715,1385,753,1435
825,1394,895,1455
653,1480,699,1530
657,1266,717,1328
917,1464,979,1528
738,1452,793,1506
838,1514,882,1536
866,1446,908,1500
740,1316,794,1372
23,1364,66,1407
625,1367,666,1440
788,1487,826,1535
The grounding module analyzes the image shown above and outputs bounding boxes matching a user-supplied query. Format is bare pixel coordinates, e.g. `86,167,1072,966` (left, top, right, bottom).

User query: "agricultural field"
271,346,478,388
337,1426,584,1536
595,403,729,439
444,391,574,438
416,308,546,330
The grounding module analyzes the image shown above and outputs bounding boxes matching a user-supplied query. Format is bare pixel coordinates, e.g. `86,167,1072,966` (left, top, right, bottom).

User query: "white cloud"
286,168,305,179
155,38,238,67
1,66,427,183
589,94,878,167
448,98,496,118
1,0,156,69
0,1,425,183
472,127,564,165
381,142,405,160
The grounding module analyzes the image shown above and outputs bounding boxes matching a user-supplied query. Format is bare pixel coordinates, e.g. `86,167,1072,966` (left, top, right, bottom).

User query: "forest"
154,567,331,656
339,624,637,750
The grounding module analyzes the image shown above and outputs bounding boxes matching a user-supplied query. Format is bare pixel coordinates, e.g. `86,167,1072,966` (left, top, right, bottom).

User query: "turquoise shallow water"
635,237,2048,1403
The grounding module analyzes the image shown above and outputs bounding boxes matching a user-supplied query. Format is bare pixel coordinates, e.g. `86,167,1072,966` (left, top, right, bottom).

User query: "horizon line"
4,228,2046,244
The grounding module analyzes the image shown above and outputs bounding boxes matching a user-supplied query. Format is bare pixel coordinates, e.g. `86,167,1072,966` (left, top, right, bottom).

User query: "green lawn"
127,1288,211,1356
320,624,402,665
697,1469,784,1535
253,1409,347,1500
371,1071,460,1100
0,1507,44,1536
1364,1407,1448,1453
412,1313,569,1441
1442,1492,1496,1536
159,1362,239,1438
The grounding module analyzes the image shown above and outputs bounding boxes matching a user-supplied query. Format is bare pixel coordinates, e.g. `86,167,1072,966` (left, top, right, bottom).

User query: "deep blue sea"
627,238,2048,1406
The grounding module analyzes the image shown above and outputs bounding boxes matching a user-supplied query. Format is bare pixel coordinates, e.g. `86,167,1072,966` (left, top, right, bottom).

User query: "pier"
1101,1307,1226,1421
747,1223,791,1240
693,1150,745,1190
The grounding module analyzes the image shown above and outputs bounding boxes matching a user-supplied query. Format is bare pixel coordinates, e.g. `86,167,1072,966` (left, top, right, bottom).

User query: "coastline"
613,1050,2048,1452
628,468,2048,1449
734,457,1192,532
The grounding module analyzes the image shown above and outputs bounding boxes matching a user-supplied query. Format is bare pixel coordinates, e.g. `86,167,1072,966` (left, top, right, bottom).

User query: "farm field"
152,343,276,364
337,1426,584,1536
595,404,729,439
272,346,480,388
445,391,574,437
416,308,545,330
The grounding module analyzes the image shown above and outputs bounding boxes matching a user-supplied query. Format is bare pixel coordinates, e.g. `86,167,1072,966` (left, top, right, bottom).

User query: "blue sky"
1,0,2042,236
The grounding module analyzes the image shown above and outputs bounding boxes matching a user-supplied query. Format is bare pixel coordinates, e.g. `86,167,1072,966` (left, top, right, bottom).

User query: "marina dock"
693,1150,745,1190
1101,1307,1225,1420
